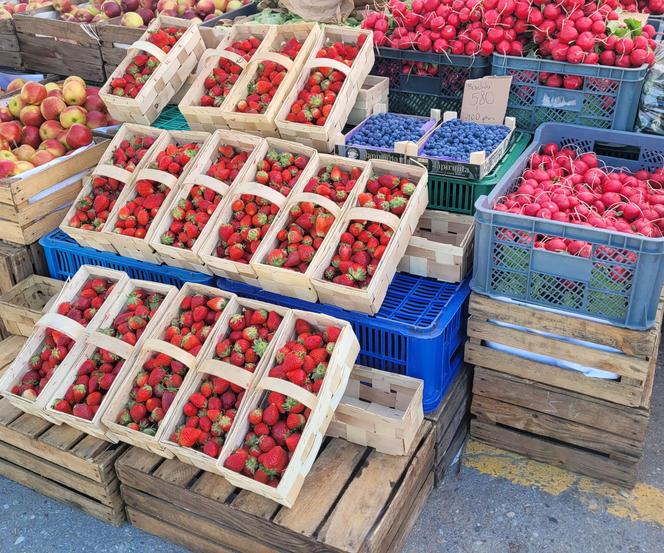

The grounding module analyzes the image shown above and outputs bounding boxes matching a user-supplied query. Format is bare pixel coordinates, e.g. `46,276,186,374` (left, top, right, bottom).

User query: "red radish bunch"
267,319,341,394
223,391,311,486
163,294,229,355
169,375,247,458
115,352,188,436
55,277,115,327
112,134,156,172
285,37,366,126
216,194,279,264
199,36,263,107
52,348,124,420
539,72,584,90
357,174,417,216
214,307,283,372
265,202,336,272
610,0,663,14
235,38,304,115
100,288,166,346
323,221,394,288
114,142,200,238
494,142,664,257
68,176,123,231
11,329,75,400
255,149,310,197
110,27,184,98
303,164,363,206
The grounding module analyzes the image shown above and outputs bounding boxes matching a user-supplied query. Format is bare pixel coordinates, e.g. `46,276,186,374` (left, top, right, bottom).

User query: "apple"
86,86,100,96
20,82,48,106
8,96,25,119
41,96,66,121
0,150,16,162
0,159,15,178
60,105,87,128
31,149,56,167
64,124,92,150
121,11,143,26
21,126,41,149
195,0,214,15
102,0,120,17
0,122,22,146
226,0,241,9
45,82,61,93
39,120,65,141
62,80,87,106
0,107,13,123
0,138,9,151
39,138,66,158
19,105,44,127
86,110,108,129
122,0,139,10
13,161,35,175
84,94,105,112
136,7,154,23
47,88,64,100
13,145,36,162
212,0,227,10
6,78,25,93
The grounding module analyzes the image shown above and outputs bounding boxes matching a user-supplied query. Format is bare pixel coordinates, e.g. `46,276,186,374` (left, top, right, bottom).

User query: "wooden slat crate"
0,397,126,524
0,275,63,336
470,364,655,488
464,293,662,408
13,7,105,82
116,420,433,553
425,364,472,485
0,240,48,294
0,335,28,377
398,211,474,283
0,15,21,70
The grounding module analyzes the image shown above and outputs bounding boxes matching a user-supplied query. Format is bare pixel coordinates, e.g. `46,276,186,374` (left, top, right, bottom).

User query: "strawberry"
101,287,166,345
224,448,249,472
303,164,363,207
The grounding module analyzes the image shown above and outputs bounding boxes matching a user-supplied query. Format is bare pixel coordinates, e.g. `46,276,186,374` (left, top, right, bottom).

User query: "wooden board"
0,398,126,524
0,240,48,294
470,367,652,487
116,421,434,553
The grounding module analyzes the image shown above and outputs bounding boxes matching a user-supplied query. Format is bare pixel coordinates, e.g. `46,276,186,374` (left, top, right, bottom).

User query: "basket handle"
142,338,197,368
347,207,401,230
259,376,318,410
36,312,86,342
304,57,352,76
136,168,179,189
198,358,253,389
131,40,168,64
290,192,341,219
182,174,230,196
234,181,288,208
93,163,133,183
87,331,134,360
251,51,295,71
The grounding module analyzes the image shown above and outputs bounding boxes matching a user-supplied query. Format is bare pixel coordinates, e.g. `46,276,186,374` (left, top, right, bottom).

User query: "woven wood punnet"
99,16,205,125
150,129,265,273
60,124,167,251
275,25,374,152
347,75,389,125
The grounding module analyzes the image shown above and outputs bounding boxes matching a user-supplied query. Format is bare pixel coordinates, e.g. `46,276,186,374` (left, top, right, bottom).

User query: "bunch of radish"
493,142,664,258
360,0,659,68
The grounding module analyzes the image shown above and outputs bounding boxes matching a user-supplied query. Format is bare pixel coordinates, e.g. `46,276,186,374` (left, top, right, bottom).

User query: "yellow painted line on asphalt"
463,439,664,528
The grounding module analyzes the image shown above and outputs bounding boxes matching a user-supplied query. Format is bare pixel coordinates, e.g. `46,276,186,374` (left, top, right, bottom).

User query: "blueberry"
421,119,510,162
347,113,431,150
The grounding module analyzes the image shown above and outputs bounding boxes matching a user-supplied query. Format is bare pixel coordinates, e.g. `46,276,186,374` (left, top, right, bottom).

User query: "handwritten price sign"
460,76,512,125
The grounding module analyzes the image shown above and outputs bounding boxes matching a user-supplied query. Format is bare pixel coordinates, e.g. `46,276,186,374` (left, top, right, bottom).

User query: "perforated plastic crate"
427,131,531,214
153,105,190,131
215,273,471,412
473,123,664,329
40,230,214,287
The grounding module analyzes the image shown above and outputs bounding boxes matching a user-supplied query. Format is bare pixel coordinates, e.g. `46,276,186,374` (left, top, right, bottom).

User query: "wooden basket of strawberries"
101,129,211,264
178,23,278,132
196,137,318,284
60,123,167,251
150,129,265,274
159,297,292,473
0,265,128,418
99,16,205,125
217,311,359,507
275,25,374,153
216,22,322,137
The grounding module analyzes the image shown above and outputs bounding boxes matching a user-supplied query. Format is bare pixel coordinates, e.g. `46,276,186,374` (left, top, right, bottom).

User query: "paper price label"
460,76,512,125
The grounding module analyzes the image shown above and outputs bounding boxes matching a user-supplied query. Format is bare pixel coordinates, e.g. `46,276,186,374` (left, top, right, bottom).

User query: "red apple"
21,126,41,149
64,123,93,150
0,159,15,178
30,149,56,167
39,138,66,158
86,110,108,129
84,94,105,112
6,78,25,93
40,120,65,141
13,160,34,175
60,106,87,128
47,89,64,100
19,105,44,127
86,86,100,96
62,80,87,106
20,82,48,106
41,96,66,121
0,107,13,123
0,121,23,146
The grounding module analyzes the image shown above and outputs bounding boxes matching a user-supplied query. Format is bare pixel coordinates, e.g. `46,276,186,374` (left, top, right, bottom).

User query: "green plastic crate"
153,105,190,130
389,91,462,117
427,131,531,215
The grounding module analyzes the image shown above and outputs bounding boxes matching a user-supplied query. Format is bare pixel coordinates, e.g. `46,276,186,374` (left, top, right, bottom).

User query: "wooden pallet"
465,293,661,408
425,364,472,485
116,421,434,553
470,365,654,488
0,398,126,524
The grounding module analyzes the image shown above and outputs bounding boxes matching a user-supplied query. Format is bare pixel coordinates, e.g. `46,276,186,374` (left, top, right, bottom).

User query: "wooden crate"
470,365,655,488
425,364,472,485
464,293,662,408
116,419,433,553
0,334,28,378
398,211,474,283
0,15,21,70
0,397,126,525
347,75,389,126
275,25,374,152
0,137,109,245
0,275,63,336
328,365,424,456
99,16,205,124
14,7,105,82
0,240,48,294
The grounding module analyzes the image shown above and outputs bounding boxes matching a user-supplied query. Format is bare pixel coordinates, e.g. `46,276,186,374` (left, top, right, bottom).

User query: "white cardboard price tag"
460,76,512,125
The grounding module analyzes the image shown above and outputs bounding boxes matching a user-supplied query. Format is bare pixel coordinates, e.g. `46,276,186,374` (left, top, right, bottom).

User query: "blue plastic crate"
473,123,664,329
40,230,214,287
215,273,471,412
